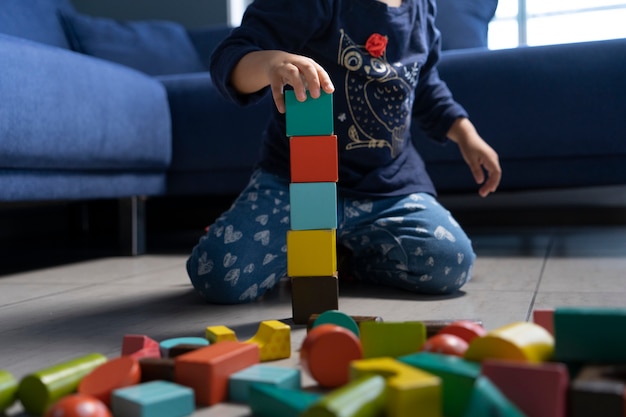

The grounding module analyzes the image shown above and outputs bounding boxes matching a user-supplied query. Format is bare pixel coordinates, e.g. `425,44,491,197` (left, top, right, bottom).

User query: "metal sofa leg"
118,196,146,256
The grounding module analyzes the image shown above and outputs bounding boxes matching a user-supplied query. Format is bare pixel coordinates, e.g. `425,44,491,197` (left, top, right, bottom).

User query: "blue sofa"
2,0,626,254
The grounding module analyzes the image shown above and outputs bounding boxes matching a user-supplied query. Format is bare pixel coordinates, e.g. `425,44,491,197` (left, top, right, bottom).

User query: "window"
488,0,626,49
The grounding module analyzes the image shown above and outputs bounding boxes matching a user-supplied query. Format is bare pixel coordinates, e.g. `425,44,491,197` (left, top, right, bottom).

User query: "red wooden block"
290,135,338,183
533,308,555,336
78,356,141,406
300,324,363,388
121,334,161,359
438,320,487,344
482,359,569,417
174,341,259,406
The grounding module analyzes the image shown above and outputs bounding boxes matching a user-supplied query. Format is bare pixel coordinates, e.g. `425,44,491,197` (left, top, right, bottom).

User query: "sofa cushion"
0,0,73,49
59,11,206,76
436,0,498,50
0,34,171,172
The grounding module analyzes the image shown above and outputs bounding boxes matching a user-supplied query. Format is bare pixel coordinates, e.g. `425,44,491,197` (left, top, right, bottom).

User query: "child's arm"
230,50,335,114
447,117,502,197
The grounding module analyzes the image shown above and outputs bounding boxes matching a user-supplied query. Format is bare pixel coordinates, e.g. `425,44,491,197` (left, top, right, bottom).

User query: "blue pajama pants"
187,169,476,304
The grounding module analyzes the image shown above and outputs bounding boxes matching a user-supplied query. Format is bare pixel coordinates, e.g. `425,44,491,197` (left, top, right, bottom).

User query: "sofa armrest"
412,38,626,191
187,25,234,69
0,34,171,170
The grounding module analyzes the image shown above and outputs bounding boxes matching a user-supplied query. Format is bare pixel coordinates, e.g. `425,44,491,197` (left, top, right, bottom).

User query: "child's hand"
448,118,502,197
230,50,335,114
265,51,335,113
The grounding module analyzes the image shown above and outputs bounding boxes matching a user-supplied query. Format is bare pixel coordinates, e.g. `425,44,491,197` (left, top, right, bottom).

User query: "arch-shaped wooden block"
244,320,291,362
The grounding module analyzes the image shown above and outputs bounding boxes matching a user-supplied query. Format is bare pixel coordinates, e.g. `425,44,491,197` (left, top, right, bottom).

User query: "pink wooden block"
122,334,161,359
482,359,569,417
533,309,555,335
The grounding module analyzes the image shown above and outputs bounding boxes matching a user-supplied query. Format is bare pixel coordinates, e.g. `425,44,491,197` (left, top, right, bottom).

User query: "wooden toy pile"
1,307,625,417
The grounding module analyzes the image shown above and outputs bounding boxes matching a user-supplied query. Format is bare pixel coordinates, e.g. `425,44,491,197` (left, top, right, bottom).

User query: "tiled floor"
2,221,626,416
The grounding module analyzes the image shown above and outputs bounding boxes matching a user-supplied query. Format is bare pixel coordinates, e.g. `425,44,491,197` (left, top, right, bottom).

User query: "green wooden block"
249,383,323,417
290,182,337,230
399,352,480,417
285,90,333,136
0,370,17,412
360,321,426,359
112,380,194,417
302,374,386,417
554,307,626,362
18,353,107,416
463,376,526,417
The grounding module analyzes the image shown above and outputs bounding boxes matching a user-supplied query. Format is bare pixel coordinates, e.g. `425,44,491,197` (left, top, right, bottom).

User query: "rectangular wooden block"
481,359,569,417
174,341,259,406
287,229,336,277
228,364,301,403
554,307,626,362
360,321,426,359
464,376,526,417
289,182,337,230
285,90,333,136
111,380,195,417
291,275,339,325
569,364,626,417
249,383,323,417
290,135,338,183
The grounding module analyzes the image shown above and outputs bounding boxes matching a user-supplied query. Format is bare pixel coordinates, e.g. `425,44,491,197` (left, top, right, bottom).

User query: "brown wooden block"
168,344,206,358
569,364,626,417
291,275,339,325
138,358,175,382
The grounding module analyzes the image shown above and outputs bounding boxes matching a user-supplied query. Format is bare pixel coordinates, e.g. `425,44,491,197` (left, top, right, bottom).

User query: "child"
187,0,501,304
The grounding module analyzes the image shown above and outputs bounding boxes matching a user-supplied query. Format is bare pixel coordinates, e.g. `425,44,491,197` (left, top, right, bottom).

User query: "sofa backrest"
436,0,499,50
0,0,74,48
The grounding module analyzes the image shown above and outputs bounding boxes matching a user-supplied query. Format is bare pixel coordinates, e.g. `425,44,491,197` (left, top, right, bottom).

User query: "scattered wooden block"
482,359,569,417
0,370,17,413
464,321,554,363
159,337,208,358
289,182,337,230
45,394,111,417
310,309,360,337
300,323,363,388
287,229,337,277
307,313,382,332
533,308,555,335
244,320,291,362
205,325,237,344
350,357,442,417
569,363,626,417
359,321,426,358
228,364,300,403
78,356,141,406
399,352,480,417
248,384,323,417
554,307,626,363
111,380,194,417
291,275,339,325
18,353,107,416
121,334,161,360
436,320,487,344
138,358,175,383
289,135,338,183
302,375,387,417
464,375,526,417
285,90,334,137
174,341,259,406
422,319,484,338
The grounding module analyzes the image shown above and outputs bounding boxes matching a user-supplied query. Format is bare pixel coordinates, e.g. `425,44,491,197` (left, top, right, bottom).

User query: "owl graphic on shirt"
338,29,420,158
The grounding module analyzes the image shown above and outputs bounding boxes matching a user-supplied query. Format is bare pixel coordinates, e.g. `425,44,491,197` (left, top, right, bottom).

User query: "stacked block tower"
285,89,339,324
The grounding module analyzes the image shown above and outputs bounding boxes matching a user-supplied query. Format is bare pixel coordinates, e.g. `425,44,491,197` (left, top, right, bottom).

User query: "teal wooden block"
159,337,209,357
111,381,195,417
463,376,526,417
312,310,360,337
554,307,626,363
399,352,480,417
229,364,301,403
290,182,337,230
249,384,323,417
285,90,334,136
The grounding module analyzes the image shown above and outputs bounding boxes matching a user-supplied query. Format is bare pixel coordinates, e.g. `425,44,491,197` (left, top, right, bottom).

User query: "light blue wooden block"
290,182,337,230
229,364,301,403
285,90,333,137
111,381,195,417
159,337,209,357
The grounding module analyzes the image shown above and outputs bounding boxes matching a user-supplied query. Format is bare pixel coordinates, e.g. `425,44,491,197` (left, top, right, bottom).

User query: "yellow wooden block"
464,321,554,363
350,357,442,417
205,325,237,343
245,320,291,362
287,229,336,277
